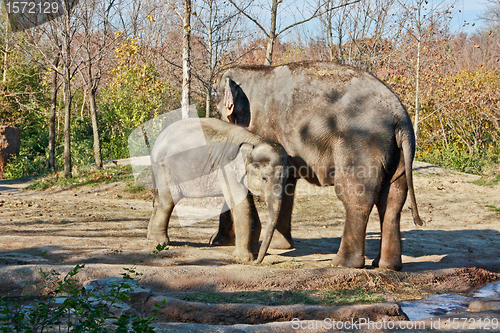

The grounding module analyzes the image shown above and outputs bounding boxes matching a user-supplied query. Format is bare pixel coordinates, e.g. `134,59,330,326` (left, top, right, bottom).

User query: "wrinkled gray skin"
147,118,288,263
212,61,422,271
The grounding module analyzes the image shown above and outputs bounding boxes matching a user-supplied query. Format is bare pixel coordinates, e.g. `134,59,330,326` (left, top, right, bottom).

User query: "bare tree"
320,0,349,62
181,0,192,117
60,1,77,177
23,0,83,177
48,50,60,171
396,0,456,145
166,0,193,117
320,0,400,72
480,0,500,32
194,0,244,117
228,0,360,65
77,0,119,169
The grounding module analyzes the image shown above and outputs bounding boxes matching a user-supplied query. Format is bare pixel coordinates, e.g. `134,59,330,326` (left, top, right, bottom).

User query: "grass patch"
473,172,500,186
126,181,147,194
320,288,385,306
486,204,500,212
26,165,135,190
176,288,384,307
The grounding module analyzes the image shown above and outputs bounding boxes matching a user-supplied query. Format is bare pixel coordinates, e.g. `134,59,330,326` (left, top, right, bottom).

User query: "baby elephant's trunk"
255,168,285,264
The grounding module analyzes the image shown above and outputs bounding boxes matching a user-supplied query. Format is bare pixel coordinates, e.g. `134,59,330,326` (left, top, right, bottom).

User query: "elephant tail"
398,127,423,226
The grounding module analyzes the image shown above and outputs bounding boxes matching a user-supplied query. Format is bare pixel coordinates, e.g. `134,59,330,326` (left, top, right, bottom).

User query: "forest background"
1,0,499,179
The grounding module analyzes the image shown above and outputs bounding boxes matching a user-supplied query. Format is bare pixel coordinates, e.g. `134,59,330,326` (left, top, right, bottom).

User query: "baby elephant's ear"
207,142,240,170
223,142,242,161
237,143,254,163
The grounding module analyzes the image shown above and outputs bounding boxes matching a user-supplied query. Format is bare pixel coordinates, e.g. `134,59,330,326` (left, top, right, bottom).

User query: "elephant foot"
147,232,170,245
372,255,403,271
233,248,255,262
331,253,365,269
209,230,235,246
269,232,294,250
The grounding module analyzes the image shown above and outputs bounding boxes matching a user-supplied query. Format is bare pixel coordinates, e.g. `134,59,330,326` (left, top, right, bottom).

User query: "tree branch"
227,0,269,37
276,0,361,38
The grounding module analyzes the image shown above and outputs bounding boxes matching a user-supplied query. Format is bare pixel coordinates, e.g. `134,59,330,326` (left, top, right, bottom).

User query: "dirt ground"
1,161,500,331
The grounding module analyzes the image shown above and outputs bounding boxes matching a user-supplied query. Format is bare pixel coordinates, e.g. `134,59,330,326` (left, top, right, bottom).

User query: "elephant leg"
232,194,261,262
248,195,262,256
332,177,377,269
210,202,236,246
372,173,408,271
147,188,175,244
269,176,297,249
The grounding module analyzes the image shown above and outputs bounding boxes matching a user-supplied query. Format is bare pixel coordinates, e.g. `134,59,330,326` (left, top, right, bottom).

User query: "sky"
259,0,492,44
453,0,490,32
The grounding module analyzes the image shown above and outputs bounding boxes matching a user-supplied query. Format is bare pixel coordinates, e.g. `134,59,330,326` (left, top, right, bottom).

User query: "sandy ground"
1,161,500,331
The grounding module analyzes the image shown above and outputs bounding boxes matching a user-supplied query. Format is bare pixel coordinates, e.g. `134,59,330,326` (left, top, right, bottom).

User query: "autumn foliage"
0,0,499,177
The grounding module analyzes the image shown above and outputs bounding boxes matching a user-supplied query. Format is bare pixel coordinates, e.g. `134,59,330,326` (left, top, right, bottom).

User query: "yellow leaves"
147,14,155,22
115,38,140,61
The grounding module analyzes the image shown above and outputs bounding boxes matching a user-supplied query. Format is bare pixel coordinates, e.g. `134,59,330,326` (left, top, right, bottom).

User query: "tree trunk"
206,0,213,118
47,52,59,171
87,57,102,169
181,0,192,119
89,88,102,168
414,33,421,147
62,4,72,178
3,19,9,84
413,0,423,147
205,86,211,118
62,69,71,178
264,0,279,66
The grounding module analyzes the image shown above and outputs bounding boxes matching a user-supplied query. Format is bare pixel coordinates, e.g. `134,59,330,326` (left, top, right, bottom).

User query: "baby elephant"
147,118,288,263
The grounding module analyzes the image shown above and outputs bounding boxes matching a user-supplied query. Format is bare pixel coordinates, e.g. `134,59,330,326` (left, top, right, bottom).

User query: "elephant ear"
237,143,254,164
224,78,238,121
224,78,251,127
207,142,241,170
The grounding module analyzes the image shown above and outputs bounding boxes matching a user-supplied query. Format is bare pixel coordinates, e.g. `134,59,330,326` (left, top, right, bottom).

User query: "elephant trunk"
255,170,285,264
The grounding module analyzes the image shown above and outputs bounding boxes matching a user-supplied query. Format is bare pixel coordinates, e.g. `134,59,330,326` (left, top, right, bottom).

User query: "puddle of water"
400,294,471,321
400,281,500,321
472,281,500,298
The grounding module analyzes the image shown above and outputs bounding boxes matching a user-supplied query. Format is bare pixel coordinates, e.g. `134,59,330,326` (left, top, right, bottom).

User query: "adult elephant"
148,118,289,263
211,61,422,271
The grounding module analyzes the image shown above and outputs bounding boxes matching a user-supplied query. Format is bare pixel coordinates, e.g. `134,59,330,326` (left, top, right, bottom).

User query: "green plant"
0,264,156,332
418,147,489,174
486,204,500,212
473,172,500,186
27,165,135,190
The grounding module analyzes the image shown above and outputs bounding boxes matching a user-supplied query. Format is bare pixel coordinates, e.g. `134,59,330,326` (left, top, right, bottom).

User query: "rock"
143,297,409,325
0,126,21,178
82,277,153,307
468,298,500,312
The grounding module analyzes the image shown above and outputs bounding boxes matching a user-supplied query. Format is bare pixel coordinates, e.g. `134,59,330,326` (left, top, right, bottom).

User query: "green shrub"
3,151,47,179
27,165,135,190
0,243,170,333
0,264,156,332
418,147,490,174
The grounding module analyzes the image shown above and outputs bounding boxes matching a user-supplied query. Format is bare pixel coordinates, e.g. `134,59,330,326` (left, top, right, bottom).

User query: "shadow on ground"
278,229,500,272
